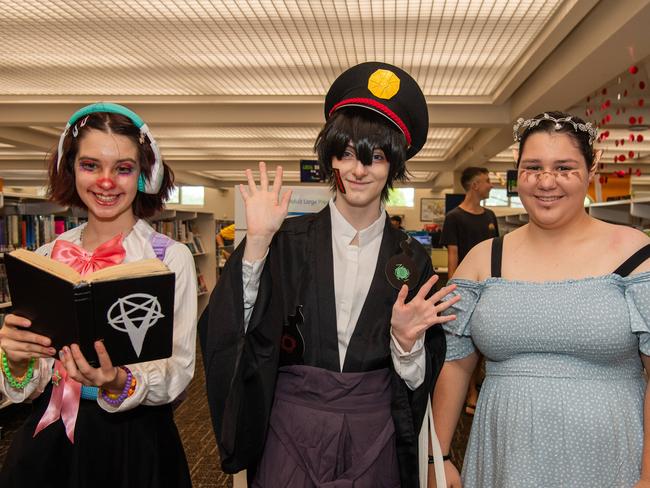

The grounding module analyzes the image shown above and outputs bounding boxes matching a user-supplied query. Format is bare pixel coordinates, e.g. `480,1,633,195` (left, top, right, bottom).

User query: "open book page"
9,248,81,283
9,250,170,284
86,258,169,282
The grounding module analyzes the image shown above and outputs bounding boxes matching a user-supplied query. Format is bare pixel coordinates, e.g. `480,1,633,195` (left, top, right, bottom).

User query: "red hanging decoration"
639,99,645,107
599,175,606,184
624,89,629,97
630,116,637,124
637,134,644,142
639,116,644,124
615,140,619,147
636,169,642,177
602,88,607,95
619,154,627,161
615,170,626,178
629,65,639,75
621,139,625,146
614,155,619,162
630,134,636,142
640,81,646,90
629,151,635,158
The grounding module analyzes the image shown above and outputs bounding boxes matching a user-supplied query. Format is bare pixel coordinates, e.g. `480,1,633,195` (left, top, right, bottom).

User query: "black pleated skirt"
0,384,191,488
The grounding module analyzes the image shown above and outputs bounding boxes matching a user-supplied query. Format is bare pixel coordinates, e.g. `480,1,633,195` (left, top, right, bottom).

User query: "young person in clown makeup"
201,62,454,487
432,111,650,488
0,104,197,487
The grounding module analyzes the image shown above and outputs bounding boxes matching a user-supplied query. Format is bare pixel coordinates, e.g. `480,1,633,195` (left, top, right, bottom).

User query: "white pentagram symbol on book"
106,293,165,357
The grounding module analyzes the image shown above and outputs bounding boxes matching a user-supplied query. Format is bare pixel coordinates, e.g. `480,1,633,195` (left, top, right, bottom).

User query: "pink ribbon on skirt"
33,232,125,443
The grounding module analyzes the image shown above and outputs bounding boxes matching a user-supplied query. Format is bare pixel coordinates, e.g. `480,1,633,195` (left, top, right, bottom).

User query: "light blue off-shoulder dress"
443,273,650,488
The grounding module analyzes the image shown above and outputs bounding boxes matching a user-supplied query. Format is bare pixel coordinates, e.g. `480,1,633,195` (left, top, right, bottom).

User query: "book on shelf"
193,235,204,254
197,273,208,295
0,215,86,252
4,249,175,367
184,241,197,254
150,219,197,244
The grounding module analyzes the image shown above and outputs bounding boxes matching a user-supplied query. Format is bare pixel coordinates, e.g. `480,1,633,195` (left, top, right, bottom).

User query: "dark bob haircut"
314,107,408,202
516,111,595,169
48,112,174,218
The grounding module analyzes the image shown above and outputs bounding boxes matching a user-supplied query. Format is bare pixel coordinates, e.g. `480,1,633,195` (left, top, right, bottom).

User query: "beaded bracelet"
105,375,137,400
1,351,35,389
100,366,135,406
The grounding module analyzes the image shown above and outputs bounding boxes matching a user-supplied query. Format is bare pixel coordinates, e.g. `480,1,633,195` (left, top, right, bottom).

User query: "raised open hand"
391,275,460,352
240,161,292,261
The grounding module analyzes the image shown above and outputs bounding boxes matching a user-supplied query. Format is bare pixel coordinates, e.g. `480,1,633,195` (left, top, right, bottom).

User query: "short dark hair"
390,215,402,224
48,112,174,218
314,107,408,201
460,167,489,191
516,111,594,169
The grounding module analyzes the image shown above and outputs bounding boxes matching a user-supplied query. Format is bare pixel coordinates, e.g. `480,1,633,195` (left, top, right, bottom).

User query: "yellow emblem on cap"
367,69,400,100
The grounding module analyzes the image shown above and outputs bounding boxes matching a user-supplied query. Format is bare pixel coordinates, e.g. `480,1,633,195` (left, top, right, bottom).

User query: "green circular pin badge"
394,264,410,281
385,253,419,290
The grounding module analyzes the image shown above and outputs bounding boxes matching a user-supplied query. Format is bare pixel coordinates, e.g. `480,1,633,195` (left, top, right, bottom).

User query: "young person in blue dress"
0,103,197,487
432,111,650,488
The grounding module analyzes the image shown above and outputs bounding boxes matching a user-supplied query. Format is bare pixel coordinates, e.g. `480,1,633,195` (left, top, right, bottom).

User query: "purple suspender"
150,232,175,261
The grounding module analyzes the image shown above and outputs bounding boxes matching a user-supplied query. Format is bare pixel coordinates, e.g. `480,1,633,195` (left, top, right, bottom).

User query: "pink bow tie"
50,233,126,275
35,232,126,442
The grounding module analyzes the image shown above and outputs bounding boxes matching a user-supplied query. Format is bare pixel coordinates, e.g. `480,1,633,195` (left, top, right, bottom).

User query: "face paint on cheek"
333,168,346,194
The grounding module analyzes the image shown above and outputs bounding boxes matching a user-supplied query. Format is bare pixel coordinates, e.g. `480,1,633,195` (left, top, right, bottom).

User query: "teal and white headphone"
56,102,164,194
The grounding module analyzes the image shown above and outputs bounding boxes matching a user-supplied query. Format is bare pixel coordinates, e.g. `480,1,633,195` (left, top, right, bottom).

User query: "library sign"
300,160,324,183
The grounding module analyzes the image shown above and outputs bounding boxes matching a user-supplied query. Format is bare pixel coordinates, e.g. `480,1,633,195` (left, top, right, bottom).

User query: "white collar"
328,198,385,247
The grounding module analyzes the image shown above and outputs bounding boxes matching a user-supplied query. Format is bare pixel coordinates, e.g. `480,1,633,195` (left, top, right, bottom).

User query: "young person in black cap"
200,62,456,487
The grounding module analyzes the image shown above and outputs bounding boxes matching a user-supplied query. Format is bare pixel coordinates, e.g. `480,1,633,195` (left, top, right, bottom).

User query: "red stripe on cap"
329,98,412,146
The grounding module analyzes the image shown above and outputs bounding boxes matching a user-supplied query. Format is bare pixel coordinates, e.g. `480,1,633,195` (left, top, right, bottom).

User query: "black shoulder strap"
613,244,650,277
491,236,504,278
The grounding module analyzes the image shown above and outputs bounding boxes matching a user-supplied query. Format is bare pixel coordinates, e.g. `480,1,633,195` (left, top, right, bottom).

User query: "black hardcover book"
4,249,175,367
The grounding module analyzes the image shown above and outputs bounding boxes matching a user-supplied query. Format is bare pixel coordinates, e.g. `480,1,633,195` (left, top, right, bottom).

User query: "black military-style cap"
324,61,429,160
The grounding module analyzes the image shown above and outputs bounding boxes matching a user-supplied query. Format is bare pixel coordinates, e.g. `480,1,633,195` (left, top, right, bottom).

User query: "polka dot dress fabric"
443,273,650,488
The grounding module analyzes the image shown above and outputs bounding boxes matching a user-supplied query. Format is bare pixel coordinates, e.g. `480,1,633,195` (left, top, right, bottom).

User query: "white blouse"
0,219,198,413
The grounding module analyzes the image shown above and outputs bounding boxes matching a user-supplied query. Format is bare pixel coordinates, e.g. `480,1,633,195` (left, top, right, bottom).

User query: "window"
167,186,180,204
180,186,204,205
482,188,523,208
386,188,414,207
165,186,204,206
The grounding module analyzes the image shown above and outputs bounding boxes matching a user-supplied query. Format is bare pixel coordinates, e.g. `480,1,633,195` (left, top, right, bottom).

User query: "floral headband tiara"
513,113,598,146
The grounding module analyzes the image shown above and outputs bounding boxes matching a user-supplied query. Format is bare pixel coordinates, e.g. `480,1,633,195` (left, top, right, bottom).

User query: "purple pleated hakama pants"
253,365,400,488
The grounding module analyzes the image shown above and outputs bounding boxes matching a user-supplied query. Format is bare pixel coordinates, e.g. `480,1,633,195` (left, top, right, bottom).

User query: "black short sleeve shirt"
440,207,499,263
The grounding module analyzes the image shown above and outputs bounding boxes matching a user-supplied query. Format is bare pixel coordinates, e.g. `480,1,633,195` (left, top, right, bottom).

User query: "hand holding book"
5,249,176,367
0,313,56,377
59,342,127,394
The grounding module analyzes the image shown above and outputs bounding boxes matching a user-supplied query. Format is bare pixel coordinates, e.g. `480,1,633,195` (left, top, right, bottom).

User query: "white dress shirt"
243,199,426,390
0,219,198,412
